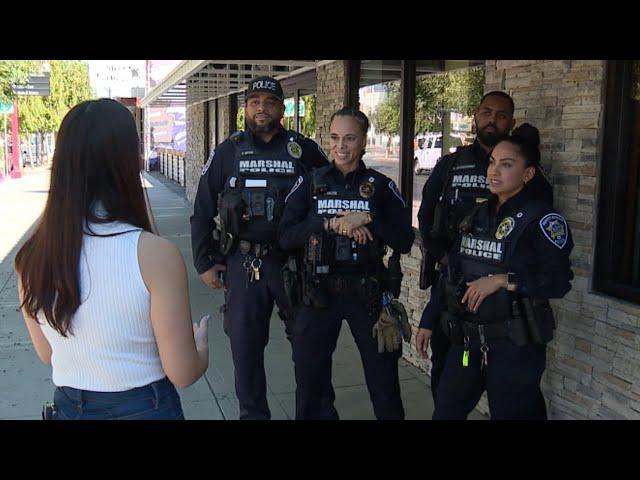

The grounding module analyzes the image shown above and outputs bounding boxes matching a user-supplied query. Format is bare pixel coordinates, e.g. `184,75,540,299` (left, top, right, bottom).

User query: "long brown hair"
14,99,152,336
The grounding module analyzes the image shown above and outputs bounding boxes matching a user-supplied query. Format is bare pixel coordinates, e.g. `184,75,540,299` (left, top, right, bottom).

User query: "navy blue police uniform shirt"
278,160,415,254
190,127,329,275
417,140,554,263
419,186,573,330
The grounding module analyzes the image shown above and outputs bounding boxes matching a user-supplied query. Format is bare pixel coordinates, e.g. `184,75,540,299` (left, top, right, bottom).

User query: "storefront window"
411,62,484,228
359,61,402,186
596,60,640,302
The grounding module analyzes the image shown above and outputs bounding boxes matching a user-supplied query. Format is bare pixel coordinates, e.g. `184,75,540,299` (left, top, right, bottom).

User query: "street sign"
12,73,51,96
284,98,305,118
0,103,13,114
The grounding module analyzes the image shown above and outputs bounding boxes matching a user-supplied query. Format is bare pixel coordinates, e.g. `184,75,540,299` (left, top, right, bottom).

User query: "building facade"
143,60,640,419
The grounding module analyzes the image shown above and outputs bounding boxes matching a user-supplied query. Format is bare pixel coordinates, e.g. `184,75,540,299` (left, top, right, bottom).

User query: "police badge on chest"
359,180,374,199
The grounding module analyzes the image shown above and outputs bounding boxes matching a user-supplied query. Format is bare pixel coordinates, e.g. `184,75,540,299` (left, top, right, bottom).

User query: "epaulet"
230,130,244,143
364,167,383,181
285,129,302,142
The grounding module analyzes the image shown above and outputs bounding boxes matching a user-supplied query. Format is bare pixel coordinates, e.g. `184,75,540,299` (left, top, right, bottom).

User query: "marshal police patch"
202,150,215,176
287,141,302,159
495,217,515,240
540,213,568,249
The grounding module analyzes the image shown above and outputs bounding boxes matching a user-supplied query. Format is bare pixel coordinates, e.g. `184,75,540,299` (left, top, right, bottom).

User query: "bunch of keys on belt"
243,256,263,284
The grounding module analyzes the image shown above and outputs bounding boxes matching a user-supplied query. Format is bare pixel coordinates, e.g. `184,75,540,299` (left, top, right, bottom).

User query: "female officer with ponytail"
432,123,574,420
279,108,414,420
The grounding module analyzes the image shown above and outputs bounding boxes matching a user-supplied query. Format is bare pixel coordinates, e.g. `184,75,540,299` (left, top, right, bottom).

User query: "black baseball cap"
245,76,284,102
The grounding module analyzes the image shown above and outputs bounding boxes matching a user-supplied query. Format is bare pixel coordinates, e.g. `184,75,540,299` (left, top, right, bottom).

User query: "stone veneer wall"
316,61,347,153
185,101,206,204
401,60,640,419
182,60,640,419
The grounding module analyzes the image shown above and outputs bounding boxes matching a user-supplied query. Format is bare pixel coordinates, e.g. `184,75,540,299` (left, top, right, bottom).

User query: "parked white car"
414,134,466,175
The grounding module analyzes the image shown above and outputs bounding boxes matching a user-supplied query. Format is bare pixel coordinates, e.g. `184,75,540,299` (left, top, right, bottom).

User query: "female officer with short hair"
279,108,414,420
432,123,573,420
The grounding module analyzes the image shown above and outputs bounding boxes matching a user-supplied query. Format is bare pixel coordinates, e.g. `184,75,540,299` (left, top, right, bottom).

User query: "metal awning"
141,60,328,108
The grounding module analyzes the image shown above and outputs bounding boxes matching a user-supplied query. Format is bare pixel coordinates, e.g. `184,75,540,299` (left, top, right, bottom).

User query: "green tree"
372,66,485,136
301,94,316,138
17,61,93,162
0,60,41,104
237,107,244,131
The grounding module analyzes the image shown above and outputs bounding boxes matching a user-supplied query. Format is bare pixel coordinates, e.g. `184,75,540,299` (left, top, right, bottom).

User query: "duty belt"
325,275,379,297
235,240,274,257
461,320,510,341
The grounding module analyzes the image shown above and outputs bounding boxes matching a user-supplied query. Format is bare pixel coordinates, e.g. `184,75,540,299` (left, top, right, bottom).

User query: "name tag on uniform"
245,179,268,187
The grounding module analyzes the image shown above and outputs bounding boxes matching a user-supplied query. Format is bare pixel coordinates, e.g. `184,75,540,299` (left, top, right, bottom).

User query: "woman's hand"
334,211,370,236
461,275,506,313
192,314,210,352
416,328,432,359
351,226,373,244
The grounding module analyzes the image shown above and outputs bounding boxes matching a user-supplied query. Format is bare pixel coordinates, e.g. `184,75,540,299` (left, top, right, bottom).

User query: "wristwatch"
506,272,517,292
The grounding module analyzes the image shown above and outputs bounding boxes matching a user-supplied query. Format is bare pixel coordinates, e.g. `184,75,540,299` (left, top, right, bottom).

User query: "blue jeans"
52,377,185,420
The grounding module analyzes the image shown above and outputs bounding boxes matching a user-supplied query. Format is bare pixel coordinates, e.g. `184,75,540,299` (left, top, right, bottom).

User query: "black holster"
419,245,439,290
386,252,403,298
282,257,302,315
440,311,463,344
522,297,556,344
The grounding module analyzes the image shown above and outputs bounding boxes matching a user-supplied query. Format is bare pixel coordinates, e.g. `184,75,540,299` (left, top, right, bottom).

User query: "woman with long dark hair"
15,98,209,420
431,123,574,419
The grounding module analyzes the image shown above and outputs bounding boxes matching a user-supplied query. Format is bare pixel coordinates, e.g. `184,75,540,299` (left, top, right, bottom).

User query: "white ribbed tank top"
39,220,166,392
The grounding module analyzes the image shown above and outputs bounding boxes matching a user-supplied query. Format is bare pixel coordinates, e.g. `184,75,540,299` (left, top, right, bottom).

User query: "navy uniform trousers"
424,275,451,402
293,296,405,420
432,336,547,420
223,251,335,420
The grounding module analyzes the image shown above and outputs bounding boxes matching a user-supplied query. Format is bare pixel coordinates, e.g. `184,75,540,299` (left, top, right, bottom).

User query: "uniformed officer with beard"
190,76,330,420
415,91,553,404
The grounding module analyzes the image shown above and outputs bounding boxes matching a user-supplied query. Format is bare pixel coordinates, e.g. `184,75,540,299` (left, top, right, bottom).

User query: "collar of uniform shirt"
329,159,368,187
471,138,490,160
246,125,287,147
493,184,537,218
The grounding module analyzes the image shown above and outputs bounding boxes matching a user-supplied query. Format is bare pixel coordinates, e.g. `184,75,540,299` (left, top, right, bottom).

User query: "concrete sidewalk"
0,167,485,420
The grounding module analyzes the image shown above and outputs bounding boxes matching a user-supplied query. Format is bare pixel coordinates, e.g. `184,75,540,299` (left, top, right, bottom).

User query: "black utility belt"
461,320,510,341
322,274,379,296
233,239,276,257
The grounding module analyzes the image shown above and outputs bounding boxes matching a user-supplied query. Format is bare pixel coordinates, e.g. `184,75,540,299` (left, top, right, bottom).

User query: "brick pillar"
316,61,348,153
185,101,206,203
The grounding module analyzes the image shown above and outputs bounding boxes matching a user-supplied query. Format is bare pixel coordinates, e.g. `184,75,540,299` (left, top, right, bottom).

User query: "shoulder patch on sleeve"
285,176,304,203
539,213,568,249
388,180,406,207
202,150,215,176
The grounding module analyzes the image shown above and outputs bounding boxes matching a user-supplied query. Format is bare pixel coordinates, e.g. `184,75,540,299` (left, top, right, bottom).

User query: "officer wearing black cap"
279,108,414,420
430,123,573,419
190,76,330,420
415,91,554,404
